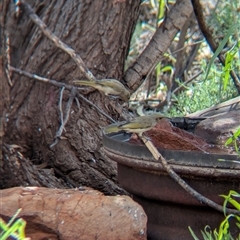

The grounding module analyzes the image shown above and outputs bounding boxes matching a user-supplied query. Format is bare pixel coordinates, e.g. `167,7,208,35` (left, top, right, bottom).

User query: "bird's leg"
139,133,152,143
108,94,120,100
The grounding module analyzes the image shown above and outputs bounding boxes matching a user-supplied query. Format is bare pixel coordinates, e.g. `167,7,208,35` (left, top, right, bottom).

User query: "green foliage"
168,32,239,116
189,191,240,240
168,71,238,116
168,22,239,117
127,0,239,117
222,41,240,90
207,0,240,38
221,191,240,216
204,24,239,82
225,129,240,157
0,209,27,240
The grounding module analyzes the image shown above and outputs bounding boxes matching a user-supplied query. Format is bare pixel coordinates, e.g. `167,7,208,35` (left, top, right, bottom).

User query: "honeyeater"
105,112,166,136
73,79,130,102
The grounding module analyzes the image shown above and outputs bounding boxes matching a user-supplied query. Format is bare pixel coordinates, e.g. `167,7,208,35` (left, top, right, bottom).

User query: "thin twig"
141,136,240,215
50,87,77,148
59,87,65,126
172,39,204,56
19,0,97,82
74,97,80,110
49,87,66,148
172,70,203,95
5,32,13,87
10,66,116,123
60,87,76,135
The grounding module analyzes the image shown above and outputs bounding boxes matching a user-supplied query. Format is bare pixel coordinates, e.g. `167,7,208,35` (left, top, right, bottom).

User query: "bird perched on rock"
104,112,166,136
73,79,130,102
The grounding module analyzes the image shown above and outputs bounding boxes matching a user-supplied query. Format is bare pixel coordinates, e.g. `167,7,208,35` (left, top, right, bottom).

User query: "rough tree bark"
1,0,192,195
1,0,140,194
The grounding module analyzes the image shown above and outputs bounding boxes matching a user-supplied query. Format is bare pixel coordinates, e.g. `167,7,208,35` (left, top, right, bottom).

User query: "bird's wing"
119,121,146,130
100,80,120,88
73,80,94,86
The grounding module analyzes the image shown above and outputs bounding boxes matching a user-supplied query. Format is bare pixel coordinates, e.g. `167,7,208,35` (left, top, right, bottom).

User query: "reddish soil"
129,119,231,154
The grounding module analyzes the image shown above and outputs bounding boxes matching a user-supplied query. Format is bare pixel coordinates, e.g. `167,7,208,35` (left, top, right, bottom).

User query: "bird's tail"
104,125,121,134
73,80,96,86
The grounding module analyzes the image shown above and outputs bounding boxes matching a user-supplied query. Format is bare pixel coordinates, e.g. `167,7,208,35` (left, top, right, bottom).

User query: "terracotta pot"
102,129,240,240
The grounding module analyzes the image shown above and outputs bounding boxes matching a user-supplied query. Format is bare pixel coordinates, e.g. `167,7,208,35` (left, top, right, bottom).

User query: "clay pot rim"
102,130,240,172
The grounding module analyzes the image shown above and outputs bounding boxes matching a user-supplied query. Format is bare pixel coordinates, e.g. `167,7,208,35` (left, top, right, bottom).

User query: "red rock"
0,187,147,240
194,110,240,145
129,119,212,152
129,118,236,154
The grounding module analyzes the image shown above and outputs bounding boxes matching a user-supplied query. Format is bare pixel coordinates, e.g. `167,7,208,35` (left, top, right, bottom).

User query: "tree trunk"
1,0,140,194
1,0,193,195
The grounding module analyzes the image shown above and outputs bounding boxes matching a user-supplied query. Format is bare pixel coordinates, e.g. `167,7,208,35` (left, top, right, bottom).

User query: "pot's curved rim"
102,126,240,169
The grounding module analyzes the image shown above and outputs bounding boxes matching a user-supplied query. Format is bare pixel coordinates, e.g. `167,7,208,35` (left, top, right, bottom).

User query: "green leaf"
233,128,240,139
158,0,165,20
204,24,238,82
188,226,200,240
222,41,239,90
217,215,231,239
225,137,233,146
203,226,214,240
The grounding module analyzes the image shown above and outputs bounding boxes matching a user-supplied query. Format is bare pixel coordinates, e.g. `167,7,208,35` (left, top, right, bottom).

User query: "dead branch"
124,0,193,91
10,66,116,123
50,87,77,148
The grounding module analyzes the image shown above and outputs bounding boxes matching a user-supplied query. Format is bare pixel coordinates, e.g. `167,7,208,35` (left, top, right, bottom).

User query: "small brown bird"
104,112,166,136
73,79,130,102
